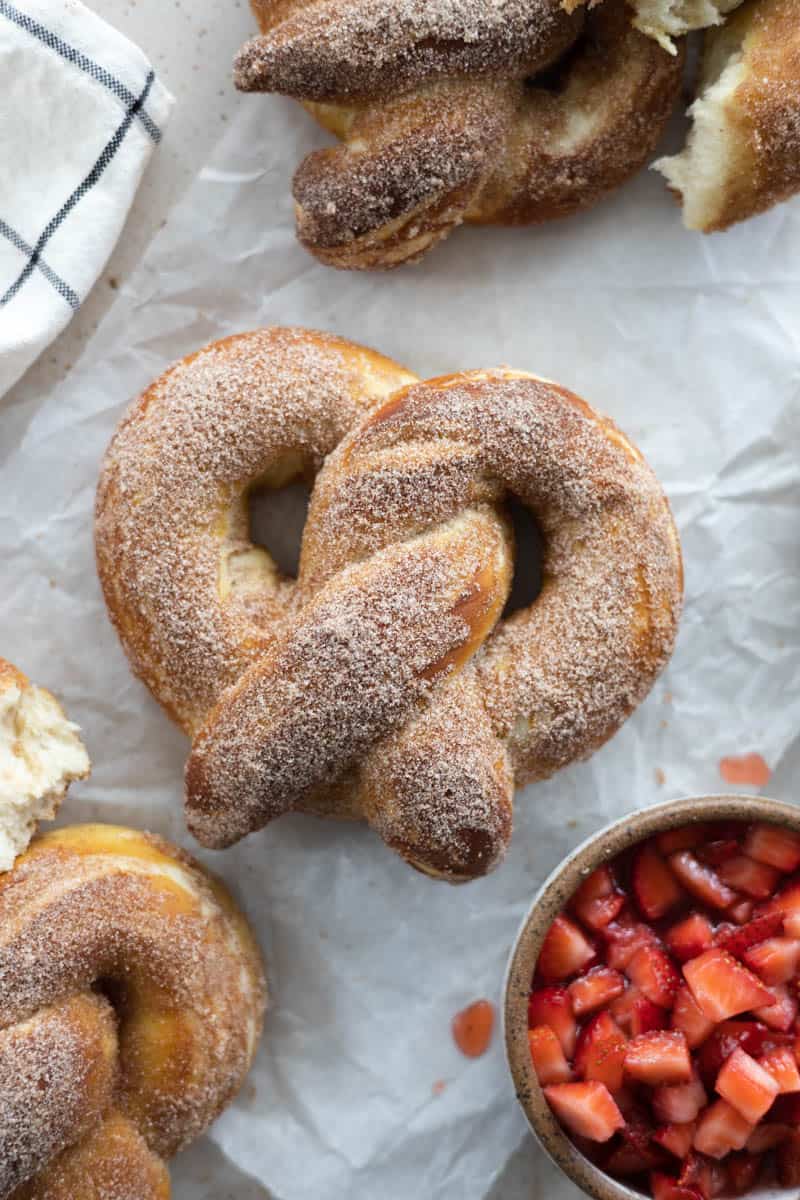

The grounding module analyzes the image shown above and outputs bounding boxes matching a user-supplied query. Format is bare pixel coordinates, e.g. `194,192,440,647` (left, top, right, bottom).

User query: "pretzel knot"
234,0,686,268
0,827,266,1200
96,329,683,882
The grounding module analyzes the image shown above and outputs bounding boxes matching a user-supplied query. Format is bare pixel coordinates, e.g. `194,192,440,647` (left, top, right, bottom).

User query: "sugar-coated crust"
656,0,800,231
96,329,683,882
234,0,684,269
0,824,267,1199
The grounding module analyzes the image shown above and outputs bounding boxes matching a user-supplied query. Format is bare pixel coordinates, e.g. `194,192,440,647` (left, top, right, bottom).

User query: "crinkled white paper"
2,89,800,1200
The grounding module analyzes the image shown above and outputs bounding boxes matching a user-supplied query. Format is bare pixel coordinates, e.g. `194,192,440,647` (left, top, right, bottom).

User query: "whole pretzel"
96,328,682,881
234,0,686,268
0,825,266,1200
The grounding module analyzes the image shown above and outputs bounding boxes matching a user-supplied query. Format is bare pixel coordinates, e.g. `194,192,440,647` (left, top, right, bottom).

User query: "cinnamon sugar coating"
96,329,683,882
234,0,684,267
0,825,267,1200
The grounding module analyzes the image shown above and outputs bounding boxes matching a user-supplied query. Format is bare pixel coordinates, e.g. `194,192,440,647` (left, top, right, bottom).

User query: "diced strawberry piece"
538,914,595,982
610,985,667,1037
650,1172,703,1200
606,1140,667,1175
753,982,797,1031
568,967,625,1016
658,826,710,855
528,988,577,1058
697,840,740,866
666,915,714,964
653,1071,708,1124
574,1011,627,1093
783,910,800,937
669,853,737,911
718,855,780,900
693,1099,754,1159
716,1047,779,1123
528,1025,572,1086
544,1081,625,1142
627,943,680,1009
764,878,800,919
604,916,658,971
683,949,774,1022
725,1151,762,1195
729,901,754,926
632,841,685,920
743,937,800,985
695,1020,791,1086
571,866,626,931
672,985,716,1049
624,1031,691,1086
653,1121,697,1159
746,1122,792,1152
715,911,784,958
679,1150,727,1199
776,1131,800,1186
744,824,800,873
759,1045,800,1092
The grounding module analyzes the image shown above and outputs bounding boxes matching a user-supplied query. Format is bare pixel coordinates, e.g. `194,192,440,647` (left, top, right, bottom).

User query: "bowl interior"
504,794,800,1200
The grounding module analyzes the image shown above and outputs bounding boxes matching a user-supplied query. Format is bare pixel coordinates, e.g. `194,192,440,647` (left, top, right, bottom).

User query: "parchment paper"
2,83,800,1200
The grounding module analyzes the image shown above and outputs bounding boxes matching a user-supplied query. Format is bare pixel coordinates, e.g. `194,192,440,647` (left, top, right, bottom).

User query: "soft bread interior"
0,677,90,870
654,18,747,230
627,0,744,51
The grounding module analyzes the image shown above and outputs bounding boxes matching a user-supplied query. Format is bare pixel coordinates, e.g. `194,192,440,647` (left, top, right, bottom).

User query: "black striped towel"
0,0,173,397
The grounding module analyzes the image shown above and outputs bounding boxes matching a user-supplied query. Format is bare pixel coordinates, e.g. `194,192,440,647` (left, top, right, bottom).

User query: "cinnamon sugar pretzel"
0,824,266,1200
95,328,683,882
234,0,685,268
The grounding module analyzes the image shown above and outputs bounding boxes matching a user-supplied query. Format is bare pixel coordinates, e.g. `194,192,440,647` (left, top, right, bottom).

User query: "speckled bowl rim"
503,794,800,1200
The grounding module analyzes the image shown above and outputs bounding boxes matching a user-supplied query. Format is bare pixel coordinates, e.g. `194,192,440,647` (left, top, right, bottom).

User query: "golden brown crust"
0,824,267,1200
96,330,683,882
235,0,684,268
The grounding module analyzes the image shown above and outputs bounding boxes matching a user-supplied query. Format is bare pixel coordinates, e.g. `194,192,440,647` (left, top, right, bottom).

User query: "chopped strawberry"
538,914,595,982
666,915,714,964
679,1150,726,1199
574,1011,627,1093
746,1122,792,1152
695,1020,791,1086
764,878,800,919
544,1081,625,1142
693,1099,754,1159
743,937,800,986
568,967,626,1016
528,988,577,1058
653,1071,708,1124
653,1121,697,1159
759,1045,800,1092
669,853,737,911
776,1131,800,1186
606,1142,667,1175
604,916,658,971
627,943,680,1009
725,1151,762,1195
528,1025,572,1086
658,826,710,855
650,1172,703,1200
744,824,800,873
716,1047,779,1124
672,985,716,1049
783,910,800,937
697,839,740,866
715,911,784,958
571,866,626,931
611,985,667,1037
683,949,774,1022
633,841,685,920
729,901,754,926
717,855,779,900
624,1031,692,1086
753,982,797,1031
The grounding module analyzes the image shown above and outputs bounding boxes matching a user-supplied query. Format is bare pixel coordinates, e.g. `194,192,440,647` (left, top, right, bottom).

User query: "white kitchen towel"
0,0,173,399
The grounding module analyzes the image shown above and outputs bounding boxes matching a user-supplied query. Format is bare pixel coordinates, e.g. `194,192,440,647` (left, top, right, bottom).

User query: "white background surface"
3,3,800,1199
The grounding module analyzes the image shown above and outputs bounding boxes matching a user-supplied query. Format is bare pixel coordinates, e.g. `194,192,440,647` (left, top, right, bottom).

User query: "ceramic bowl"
503,794,800,1200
